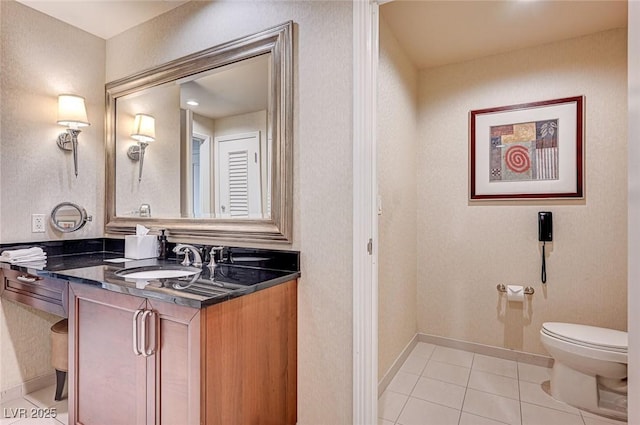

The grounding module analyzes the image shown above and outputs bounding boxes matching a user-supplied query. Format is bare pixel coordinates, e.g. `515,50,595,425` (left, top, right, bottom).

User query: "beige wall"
115,85,181,217
377,16,418,377
0,1,105,243
108,2,354,423
416,28,628,355
0,1,105,392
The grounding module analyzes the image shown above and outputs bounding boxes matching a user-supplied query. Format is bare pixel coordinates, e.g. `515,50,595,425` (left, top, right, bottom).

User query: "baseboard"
0,372,56,404
378,334,418,397
418,333,553,368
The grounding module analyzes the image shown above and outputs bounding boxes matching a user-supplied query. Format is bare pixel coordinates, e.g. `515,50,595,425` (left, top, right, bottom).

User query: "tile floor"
0,385,67,425
379,342,627,425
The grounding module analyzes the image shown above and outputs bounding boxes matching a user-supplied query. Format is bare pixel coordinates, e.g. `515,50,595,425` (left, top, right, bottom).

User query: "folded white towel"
17,260,47,270
9,255,47,264
0,247,45,260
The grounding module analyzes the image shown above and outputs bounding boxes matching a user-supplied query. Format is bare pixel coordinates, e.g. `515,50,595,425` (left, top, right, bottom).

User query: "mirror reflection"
115,54,272,220
106,21,293,242
51,202,92,233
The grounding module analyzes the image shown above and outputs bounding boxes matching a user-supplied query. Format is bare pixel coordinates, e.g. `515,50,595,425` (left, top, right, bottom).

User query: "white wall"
0,0,105,391
627,2,639,423
416,28,628,355
377,15,418,378
107,2,354,423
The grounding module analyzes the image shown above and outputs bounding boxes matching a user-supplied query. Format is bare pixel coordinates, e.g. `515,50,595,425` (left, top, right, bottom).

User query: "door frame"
353,0,379,423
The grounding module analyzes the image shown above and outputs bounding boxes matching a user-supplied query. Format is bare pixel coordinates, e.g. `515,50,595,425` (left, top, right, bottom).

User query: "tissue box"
125,235,158,259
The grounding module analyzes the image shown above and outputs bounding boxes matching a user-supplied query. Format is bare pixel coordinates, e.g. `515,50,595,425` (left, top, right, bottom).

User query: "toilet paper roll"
507,285,524,302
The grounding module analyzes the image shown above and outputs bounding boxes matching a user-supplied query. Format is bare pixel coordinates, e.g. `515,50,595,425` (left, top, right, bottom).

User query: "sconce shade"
57,95,90,128
131,114,156,143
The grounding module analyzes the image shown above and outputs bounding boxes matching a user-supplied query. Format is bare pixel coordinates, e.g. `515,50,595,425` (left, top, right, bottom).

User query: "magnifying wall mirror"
105,21,293,243
51,202,92,232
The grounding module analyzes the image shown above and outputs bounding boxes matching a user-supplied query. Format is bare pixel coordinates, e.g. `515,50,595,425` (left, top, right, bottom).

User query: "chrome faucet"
173,244,203,267
207,246,225,270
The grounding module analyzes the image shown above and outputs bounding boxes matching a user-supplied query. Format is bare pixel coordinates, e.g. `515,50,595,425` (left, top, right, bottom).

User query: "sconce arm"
57,128,81,177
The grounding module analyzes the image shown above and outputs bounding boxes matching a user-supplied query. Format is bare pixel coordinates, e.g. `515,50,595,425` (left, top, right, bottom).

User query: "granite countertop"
0,240,300,309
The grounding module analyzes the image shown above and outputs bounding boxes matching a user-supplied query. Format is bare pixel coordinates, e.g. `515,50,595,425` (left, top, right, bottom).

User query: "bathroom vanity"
0,19,299,424
0,240,300,425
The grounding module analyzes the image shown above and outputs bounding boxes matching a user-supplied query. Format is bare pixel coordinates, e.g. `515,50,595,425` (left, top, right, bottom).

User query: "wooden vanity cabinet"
68,279,297,425
68,283,201,425
0,268,68,317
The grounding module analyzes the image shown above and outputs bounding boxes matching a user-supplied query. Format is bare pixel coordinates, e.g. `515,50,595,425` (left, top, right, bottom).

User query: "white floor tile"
468,370,519,400
580,410,627,424
582,416,626,425
423,360,471,387
521,402,584,425
23,386,60,410
400,351,430,375
397,397,460,425
459,412,511,425
12,419,63,425
463,388,521,425
410,377,466,410
431,346,474,368
517,362,552,384
50,400,67,425
0,398,38,425
411,342,436,359
380,342,627,425
519,380,579,414
387,371,420,396
473,354,518,379
379,390,409,422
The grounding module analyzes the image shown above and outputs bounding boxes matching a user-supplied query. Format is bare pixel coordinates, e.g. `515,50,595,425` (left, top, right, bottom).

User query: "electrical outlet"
31,214,45,233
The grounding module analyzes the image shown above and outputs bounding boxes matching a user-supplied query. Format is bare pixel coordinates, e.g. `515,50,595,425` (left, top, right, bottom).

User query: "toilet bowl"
540,322,627,419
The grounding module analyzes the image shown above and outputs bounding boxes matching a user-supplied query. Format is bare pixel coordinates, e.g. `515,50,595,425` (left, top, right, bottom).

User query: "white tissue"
125,226,157,259
507,285,524,303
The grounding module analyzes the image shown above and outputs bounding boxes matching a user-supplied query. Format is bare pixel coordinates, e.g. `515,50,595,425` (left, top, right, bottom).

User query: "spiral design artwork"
505,145,530,173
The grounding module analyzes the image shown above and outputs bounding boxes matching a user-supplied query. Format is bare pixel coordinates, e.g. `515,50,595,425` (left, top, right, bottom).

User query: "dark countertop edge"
19,261,301,309
61,270,301,309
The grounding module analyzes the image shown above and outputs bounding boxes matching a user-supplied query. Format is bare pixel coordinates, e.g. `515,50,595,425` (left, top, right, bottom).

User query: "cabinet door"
146,299,201,425
68,283,148,425
202,279,297,425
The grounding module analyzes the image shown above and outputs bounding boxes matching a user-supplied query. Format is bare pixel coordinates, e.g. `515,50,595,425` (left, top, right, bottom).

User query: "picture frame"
470,96,584,200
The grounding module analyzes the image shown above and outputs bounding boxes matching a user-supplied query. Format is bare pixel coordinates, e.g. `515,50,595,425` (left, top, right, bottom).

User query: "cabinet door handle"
16,275,37,283
141,310,155,357
132,309,143,356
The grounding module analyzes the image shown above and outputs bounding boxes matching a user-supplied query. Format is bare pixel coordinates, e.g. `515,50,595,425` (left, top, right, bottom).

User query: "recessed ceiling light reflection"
186,100,199,106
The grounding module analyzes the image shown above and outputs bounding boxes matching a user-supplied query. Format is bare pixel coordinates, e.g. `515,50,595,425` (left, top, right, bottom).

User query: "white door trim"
353,0,379,423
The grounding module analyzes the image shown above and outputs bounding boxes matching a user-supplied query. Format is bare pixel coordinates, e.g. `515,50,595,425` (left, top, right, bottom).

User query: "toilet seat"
541,322,627,353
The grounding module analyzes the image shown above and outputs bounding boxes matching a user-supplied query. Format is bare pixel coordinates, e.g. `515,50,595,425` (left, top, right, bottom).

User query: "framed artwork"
470,96,584,200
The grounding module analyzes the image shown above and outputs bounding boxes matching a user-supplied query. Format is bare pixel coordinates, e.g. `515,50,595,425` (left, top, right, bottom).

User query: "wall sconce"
127,113,156,182
56,94,90,177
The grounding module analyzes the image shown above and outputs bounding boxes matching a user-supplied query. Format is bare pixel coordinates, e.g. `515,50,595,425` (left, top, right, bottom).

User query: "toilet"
540,322,627,419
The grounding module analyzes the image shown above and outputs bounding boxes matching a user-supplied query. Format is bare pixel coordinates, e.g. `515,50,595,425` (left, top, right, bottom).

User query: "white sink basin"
115,265,201,281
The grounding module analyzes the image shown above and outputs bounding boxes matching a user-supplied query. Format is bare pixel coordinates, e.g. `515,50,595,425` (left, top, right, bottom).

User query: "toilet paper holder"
496,283,535,295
